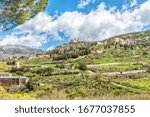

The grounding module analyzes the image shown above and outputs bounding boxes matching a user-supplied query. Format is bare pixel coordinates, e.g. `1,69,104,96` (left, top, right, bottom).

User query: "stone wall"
0,78,28,86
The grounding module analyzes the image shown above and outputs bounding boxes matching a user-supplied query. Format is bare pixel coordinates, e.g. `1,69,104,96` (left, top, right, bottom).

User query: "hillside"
105,30,150,46
49,30,150,62
0,44,43,59
0,30,150,100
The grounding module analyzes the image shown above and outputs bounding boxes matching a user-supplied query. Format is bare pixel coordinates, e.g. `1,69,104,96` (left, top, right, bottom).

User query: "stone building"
64,64,75,69
0,73,29,86
70,38,80,43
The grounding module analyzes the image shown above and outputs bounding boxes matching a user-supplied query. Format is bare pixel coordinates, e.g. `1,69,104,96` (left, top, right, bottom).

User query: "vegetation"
78,63,88,71
0,0,48,31
0,61,10,72
0,30,150,99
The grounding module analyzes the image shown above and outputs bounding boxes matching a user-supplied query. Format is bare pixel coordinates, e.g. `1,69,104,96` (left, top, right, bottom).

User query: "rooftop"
0,72,28,79
0,76,28,79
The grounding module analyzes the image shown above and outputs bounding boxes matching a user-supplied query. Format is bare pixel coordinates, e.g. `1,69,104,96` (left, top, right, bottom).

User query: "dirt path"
102,70,146,76
78,70,146,76
69,55,86,61
87,62,134,67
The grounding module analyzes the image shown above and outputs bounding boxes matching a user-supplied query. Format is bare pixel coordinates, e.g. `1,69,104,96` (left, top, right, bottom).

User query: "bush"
16,71,23,76
147,64,150,73
56,64,64,69
44,67,54,75
78,63,87,71
35,68,45,75
10,67,18,72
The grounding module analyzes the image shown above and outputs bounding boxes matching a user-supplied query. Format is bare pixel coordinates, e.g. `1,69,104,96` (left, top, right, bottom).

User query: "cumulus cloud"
47,46,54,51
0,0,150,49
53,0,150,41
77,0,97,9
0,33,47,48
130,0,138,7
122,0,138,11
0,13,56,48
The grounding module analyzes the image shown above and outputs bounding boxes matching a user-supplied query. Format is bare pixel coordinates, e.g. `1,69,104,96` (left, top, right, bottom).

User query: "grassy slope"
0,31,150,99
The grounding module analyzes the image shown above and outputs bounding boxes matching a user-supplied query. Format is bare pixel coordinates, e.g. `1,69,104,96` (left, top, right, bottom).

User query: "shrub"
44,67,54,75
78,63,87,71
16,71,23,76
147,64,150,73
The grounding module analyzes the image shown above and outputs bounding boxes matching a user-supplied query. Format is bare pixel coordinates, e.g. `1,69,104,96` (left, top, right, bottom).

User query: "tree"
78,63,87,71
0,0,48,31
44,67,54,76
36,68,44,76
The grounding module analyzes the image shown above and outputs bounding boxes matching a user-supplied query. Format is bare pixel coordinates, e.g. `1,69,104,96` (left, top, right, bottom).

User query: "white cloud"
0,33,47,48
1,0,150,49
77,0,97,9
130,0,138,7
122,0,138,11
53,1,150,41
0,13,56,48
47,46,54,51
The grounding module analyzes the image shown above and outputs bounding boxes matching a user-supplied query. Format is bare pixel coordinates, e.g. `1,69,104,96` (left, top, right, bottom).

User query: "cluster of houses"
8,53,50,61
0,72,29,86
54,39,92,52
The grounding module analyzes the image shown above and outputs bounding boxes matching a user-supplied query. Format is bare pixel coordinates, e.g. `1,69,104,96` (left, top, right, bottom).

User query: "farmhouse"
0,72,29,86
64,64,75,69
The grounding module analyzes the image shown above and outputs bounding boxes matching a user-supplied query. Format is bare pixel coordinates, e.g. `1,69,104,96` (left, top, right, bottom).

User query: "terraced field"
0,30,150,99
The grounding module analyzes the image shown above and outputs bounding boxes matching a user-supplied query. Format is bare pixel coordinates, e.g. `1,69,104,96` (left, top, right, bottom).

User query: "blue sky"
0,0,150,50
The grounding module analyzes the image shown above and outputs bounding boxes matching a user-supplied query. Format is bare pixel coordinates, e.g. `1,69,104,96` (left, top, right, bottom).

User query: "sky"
0,0,150,50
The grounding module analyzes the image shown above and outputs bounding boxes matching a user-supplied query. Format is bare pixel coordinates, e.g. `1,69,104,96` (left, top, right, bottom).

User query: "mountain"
0,44,43,59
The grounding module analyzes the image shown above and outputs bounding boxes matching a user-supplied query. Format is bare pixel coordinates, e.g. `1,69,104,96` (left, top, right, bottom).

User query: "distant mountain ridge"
0,44,43,59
